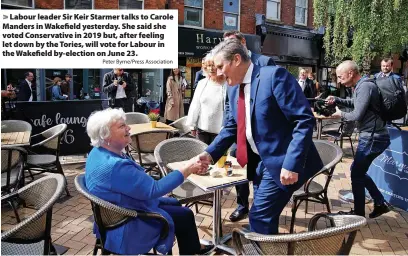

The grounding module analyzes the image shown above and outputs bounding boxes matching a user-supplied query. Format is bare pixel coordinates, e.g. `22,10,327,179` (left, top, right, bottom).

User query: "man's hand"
191,130,197,137
325,95,336,105
196,151,213,174
122,82,127,88
331,106,342,118
113,80,118,86
280,168,298,185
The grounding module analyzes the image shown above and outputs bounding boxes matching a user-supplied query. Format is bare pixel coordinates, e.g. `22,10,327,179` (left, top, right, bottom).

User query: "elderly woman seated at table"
85,108,213,255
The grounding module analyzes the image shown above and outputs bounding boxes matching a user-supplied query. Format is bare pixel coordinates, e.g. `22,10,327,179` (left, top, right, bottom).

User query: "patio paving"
2,141,408,255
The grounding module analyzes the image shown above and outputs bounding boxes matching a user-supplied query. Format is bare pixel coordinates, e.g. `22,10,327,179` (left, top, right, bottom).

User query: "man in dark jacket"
103,69,134,112
298,69,316,98
16,72,34,101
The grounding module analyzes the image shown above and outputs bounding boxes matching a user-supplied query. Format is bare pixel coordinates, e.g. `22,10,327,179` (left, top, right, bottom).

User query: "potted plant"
148,112,160,128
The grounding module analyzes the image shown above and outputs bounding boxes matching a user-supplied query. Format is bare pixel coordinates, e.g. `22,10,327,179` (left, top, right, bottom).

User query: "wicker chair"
232,213,366,255
24,124,70,196
1,146,27,222
128,130,174,170
125,112,150,125
290,140,343,233
168,117,194,138
1,174,65,255
322,121,357,157
74,174,171,255
154,138,214,213
1,120,32,133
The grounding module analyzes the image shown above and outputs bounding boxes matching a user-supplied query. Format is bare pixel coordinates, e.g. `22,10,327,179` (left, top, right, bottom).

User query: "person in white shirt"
297,69,316,98
186,53,227,144
16,72,34,102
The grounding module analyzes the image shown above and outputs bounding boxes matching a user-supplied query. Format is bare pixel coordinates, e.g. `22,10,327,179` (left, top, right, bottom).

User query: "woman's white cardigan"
186,77,228,134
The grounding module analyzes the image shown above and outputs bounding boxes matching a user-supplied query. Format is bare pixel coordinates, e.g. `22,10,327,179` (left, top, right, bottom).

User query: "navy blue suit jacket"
207,64,323,190
16,80,32,101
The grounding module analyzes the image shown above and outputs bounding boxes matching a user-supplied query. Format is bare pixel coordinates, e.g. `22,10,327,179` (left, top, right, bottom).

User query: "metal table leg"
212,189,236,255
317,119,323,140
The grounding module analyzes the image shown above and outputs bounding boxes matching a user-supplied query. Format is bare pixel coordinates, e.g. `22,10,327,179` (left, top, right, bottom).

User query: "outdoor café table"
167,156,247,255
129,122,177,135
1,131,31,147
313,112,340,140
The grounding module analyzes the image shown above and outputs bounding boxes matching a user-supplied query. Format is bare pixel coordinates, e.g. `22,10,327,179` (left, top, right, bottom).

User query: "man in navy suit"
199,39,323,234
223,31,275,222
16,72,34,102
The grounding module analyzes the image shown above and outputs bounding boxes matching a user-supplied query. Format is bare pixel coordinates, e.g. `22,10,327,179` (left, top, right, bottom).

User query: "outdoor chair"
232,213,366,255
128,130,174,179
289,140,343,233
74,174,171,255
1,146,27,222
168,116,194,138
154,138,214,213
322,120,357,157
125,112,150,125
1,174,65,255
24,124,70,196
1,120,32,133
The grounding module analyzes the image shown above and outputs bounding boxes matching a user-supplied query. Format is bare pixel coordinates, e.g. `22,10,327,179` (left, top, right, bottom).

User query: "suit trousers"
158,197,201,255
196,129,218,145
249,163,303,234
233,146,261,211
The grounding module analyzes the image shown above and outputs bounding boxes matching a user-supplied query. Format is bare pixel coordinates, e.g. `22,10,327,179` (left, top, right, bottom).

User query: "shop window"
88,69,101,99
223,0,239,30
65,0,92,9
1,0,33,8
295,0,308,25
119,0,143,9
266,0,280,21
184,0,203,27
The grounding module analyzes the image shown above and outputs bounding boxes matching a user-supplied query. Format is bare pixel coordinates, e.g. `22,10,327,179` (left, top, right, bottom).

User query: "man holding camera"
103,68,134,112
327,60,391,218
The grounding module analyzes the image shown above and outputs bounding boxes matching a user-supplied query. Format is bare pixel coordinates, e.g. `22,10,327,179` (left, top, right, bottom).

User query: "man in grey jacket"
326,60,391,218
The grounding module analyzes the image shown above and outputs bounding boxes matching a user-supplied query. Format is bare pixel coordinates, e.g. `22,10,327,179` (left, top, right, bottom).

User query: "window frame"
183,0,204,29
1,0,35,8
266,0,281,21
64,0,94,9
118,0,144,9
295,0,308,26
223,0,240,30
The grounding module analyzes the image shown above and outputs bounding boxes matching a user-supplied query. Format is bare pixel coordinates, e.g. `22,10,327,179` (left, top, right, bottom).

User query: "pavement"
2,140,408,255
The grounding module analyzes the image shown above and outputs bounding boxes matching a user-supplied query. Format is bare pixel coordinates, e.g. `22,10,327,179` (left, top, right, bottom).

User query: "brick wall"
204,0,223,30
144,0,166,9
94,0,117,9
168,0,184,24
240,0,256,33
35,0,63,9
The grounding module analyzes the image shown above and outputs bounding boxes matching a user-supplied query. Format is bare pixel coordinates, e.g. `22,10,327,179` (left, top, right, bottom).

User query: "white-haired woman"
186,53,228,144
85,108,212,255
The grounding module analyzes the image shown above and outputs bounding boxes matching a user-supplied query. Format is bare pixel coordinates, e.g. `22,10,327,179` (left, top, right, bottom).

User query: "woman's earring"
107,141,110,146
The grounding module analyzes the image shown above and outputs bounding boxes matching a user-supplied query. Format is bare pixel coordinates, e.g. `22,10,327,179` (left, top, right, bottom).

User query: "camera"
314,99,336,117
116,76,124,85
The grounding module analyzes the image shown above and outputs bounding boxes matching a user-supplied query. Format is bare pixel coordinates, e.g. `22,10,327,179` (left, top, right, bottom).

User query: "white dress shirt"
241,63,259,155
115,77,127,99
25,79,33,102
298,79,306,91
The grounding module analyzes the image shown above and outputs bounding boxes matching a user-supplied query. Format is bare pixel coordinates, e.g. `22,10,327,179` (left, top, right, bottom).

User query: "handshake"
179,152,213,178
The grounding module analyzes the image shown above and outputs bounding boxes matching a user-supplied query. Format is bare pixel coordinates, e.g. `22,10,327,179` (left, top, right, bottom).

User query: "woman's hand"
179,155,211,178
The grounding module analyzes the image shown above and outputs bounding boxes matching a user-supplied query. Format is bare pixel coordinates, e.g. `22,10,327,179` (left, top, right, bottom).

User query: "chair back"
1,120,32,133
1,174,65,255
74,174,170,252
130,130,173,153
340,121,356,137
304,140,343,194
232,213,366,255
169,117,192,137
154,138,208,176
32,124,67,152
125,112,150,125
1,146,25,193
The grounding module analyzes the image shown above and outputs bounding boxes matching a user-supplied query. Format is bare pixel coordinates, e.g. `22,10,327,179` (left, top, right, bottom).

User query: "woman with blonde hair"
186,52,228,144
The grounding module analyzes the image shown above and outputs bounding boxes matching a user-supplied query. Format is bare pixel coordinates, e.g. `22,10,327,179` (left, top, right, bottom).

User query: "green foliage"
314,0,408,67
148,112,160,121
